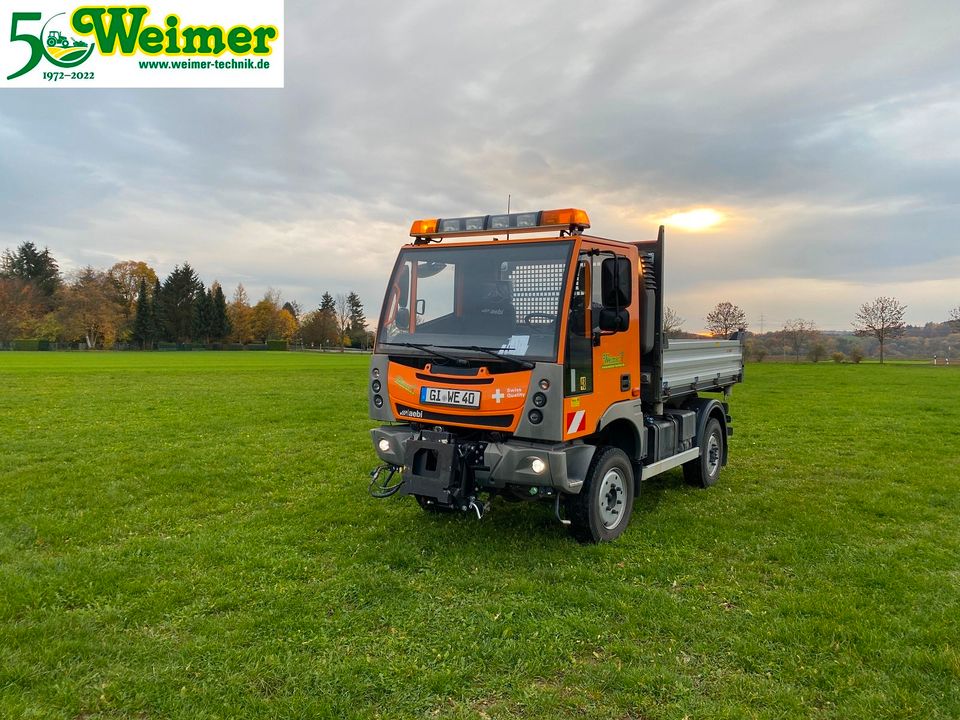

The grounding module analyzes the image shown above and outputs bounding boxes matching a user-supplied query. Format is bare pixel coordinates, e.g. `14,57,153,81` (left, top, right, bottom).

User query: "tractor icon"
46,30,87,48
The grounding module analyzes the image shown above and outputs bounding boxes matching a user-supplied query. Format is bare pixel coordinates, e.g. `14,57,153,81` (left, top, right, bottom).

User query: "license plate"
420,386,481,408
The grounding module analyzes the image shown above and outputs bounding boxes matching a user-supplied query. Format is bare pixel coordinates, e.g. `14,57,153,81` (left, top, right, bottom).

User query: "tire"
568,446,635,543
683,417,723,488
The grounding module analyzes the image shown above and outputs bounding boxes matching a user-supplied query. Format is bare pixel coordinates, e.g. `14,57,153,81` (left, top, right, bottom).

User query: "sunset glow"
662,208,724,231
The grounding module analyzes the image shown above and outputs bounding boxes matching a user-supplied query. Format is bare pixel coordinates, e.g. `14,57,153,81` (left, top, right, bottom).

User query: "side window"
564,256,593,395
416,261,454,325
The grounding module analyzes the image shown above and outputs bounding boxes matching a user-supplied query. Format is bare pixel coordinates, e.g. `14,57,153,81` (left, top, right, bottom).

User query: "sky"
1,0,959,332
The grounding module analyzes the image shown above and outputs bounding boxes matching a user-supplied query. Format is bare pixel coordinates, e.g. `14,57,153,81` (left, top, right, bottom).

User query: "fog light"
378,439,391,453
528,409,542,424
532,392,547,407
374,395,384,408
372,379,381,393
372,368,381,379
531,458,546,474
539,379,550,390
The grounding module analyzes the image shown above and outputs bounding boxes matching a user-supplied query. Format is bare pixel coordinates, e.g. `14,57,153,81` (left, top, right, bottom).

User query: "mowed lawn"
1,352,958,719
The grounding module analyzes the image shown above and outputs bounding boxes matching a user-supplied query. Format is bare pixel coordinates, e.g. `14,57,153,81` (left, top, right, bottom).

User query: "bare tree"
335,292,351,350
782,319,817,362
950,306,960,330
705,302,747,338
663,306,684,337
853,296,906,364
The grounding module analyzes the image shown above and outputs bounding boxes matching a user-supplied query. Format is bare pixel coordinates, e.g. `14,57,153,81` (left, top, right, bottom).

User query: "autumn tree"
663,306,684,337
277,308,298,341
251,289,283,342
108,260,157,311
853,296,906,364
705,302,747,337
0,278,46,342
782,319,817,362
58,267,126,349
281,301,301,344
228,284,253,344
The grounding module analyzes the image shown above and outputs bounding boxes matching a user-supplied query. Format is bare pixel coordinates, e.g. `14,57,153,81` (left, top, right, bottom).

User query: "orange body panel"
388,362,533,432
560,238,640,442
378,232,645,442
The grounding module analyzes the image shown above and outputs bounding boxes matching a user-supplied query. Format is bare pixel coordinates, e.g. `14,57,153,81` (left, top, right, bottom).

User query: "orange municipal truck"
368,208,744,542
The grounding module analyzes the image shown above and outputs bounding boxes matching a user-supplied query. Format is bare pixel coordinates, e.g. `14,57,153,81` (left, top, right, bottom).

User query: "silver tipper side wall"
660,339,743,398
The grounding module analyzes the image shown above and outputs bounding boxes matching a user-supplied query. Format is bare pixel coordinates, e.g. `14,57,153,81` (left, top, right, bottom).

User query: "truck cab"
368,208,743,542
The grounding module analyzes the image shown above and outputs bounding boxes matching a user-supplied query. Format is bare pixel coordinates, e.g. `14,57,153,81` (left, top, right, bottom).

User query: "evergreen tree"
149,278,162,346
210,283,231,341
0,241,62,299
132,280,151,349
318,291,337,347
347,291,367,348
192,282,213,345
160,263,201,342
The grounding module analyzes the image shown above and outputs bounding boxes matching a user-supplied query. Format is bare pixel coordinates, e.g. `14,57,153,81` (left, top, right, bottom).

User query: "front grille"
415,372,494,385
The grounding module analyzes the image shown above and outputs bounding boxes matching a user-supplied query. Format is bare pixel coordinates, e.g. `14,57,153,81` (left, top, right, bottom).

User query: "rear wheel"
568,446,635,543
683,417,724,488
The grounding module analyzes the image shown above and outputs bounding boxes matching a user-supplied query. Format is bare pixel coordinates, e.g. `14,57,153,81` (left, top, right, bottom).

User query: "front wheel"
568,446,635,543
683,417,724,488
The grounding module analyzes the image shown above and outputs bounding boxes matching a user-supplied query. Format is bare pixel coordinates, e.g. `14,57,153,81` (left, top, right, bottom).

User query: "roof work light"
409,208,590,239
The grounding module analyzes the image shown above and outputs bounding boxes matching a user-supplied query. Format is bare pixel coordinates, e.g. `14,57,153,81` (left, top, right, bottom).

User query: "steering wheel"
523,312,557,328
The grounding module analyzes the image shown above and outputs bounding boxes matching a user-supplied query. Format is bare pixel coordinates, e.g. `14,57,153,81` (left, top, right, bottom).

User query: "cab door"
562,244,637,440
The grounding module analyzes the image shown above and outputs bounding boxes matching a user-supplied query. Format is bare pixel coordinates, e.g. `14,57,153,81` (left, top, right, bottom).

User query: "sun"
661,208,724,232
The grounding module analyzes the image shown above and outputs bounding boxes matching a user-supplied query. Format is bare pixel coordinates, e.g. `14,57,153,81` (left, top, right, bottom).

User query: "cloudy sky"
2,0,958,331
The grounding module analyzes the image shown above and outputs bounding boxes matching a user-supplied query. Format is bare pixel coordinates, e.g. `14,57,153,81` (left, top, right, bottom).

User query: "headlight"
372,368,381,379
372,379,381,393
378,439,391,453
374,395,384,408
532,392,547,407
528,409,542,424
530,458,546,474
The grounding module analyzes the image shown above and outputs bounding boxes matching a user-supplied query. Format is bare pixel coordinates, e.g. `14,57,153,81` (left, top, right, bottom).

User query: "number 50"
7,12,43,81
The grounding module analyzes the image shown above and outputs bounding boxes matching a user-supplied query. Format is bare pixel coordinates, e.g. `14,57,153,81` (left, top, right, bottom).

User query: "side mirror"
601,256,631,308
415,298,425,316
597,308,629,332
395,307,410,329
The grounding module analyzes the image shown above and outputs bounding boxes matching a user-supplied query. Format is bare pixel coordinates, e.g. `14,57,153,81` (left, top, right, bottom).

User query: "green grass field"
1,352,958,719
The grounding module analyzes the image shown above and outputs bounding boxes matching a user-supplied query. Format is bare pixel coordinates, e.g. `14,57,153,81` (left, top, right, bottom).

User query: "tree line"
0,242,371,349
668,297,960,364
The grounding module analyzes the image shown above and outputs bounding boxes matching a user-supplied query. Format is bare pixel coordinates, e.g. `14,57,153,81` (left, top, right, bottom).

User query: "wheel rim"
597,468,627,529
707,432,721,476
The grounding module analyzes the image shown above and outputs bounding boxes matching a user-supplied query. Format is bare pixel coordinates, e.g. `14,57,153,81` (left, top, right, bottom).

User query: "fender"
681,397,729,465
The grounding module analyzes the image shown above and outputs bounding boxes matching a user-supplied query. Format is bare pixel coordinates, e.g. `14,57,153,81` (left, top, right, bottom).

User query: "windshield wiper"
380,342,468,366
433,344,534,370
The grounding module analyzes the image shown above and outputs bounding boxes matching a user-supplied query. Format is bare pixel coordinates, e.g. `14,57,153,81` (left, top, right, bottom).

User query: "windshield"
377,241,574,362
